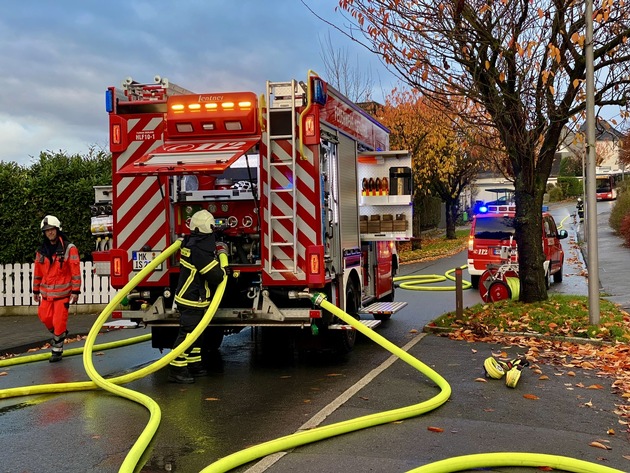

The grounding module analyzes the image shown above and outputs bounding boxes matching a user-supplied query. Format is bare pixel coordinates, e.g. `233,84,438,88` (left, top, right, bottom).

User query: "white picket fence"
0,262,116,307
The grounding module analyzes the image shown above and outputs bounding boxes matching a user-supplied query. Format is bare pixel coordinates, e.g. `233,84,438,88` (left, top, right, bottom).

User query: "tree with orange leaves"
379,88,487,239
335,0,630,303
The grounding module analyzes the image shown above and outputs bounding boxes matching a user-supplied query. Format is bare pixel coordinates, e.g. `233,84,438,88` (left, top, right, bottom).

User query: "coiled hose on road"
394,265,471,291
0,244,623,473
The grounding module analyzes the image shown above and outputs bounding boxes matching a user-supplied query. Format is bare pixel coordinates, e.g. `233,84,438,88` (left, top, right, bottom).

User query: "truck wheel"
545,266,551,289
200,327,224,366
203,327,224,352
332,281,359,354
553,262,564,283
471,275,480,289
259,327,296,359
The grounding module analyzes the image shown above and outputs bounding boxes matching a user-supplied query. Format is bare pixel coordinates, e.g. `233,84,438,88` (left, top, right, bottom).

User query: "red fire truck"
92,72,411,354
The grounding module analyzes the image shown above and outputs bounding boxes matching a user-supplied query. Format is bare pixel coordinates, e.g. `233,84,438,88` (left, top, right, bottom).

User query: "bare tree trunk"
514,178,548,302
445,199,458,239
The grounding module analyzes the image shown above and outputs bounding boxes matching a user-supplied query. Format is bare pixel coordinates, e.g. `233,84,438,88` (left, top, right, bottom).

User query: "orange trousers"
38,297,70,336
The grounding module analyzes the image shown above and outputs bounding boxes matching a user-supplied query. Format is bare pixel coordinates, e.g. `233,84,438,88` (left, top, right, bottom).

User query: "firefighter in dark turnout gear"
33,215,81,362
168,210,226,384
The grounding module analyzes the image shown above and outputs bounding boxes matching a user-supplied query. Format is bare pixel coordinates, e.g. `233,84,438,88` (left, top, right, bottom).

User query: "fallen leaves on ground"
590,441,612,450
445,329,630,425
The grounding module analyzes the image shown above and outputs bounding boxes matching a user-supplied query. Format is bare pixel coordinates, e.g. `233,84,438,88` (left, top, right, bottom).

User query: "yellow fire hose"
0,243,623,473
393,265,471,291
0,334,152,368
201,293,622,473
81,244,230,472
0,241,228,471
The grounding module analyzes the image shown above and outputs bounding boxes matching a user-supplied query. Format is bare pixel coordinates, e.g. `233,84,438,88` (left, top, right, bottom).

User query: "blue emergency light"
311,78,328,105
479,206,489,214
105,90,114,113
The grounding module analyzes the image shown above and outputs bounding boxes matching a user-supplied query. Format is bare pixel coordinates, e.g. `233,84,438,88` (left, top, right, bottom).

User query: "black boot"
49,351,63,363
168,366,194,384
49,330,68,363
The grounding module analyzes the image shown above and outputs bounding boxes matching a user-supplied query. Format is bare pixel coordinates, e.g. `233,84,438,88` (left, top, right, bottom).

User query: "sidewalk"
579,216,630,310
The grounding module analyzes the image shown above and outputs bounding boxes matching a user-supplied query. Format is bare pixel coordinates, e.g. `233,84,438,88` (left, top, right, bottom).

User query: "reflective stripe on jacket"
33,239,81,299
174,234,225,309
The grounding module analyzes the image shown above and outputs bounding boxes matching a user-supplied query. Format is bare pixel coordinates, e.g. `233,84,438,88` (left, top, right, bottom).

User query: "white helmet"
577,197,583,203
189,210,215,234
41,215,62,231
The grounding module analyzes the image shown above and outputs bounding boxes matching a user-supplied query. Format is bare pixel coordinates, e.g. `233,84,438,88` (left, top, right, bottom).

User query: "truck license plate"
132,251,163,271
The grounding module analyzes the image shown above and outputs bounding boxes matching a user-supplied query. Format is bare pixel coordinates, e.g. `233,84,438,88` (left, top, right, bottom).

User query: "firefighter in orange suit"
33,215,81,362
168,210,226,384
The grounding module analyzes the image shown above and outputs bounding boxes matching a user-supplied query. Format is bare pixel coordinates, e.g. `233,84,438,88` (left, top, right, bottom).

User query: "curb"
423,325,612,346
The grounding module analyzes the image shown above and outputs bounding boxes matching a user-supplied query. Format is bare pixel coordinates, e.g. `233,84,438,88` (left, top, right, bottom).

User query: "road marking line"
244,331,428,472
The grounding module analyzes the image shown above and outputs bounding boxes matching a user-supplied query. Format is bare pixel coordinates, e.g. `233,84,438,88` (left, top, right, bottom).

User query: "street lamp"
585,0,600,324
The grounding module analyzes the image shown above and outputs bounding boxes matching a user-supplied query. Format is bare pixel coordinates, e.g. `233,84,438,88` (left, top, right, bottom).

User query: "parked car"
466,204,568,289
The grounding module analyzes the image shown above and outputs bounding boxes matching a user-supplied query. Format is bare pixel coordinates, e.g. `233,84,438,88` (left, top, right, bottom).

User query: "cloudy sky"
0,1,396,167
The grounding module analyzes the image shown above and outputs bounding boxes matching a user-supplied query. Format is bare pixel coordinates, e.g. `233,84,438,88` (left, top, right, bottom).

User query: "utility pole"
585,0,600,324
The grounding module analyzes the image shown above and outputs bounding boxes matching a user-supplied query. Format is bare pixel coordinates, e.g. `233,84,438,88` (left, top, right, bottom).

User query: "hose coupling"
309,292,327,307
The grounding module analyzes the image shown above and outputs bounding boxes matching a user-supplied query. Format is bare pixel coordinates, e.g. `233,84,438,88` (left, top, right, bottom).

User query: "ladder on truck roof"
121,75,194,102
264,80,304,275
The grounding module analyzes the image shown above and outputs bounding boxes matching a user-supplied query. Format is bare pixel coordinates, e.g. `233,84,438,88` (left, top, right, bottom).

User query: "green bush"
0,162,31,265
0,148,111,264
609,187,630,234
556,176,583,197
620,214,630,247
548,185,564,202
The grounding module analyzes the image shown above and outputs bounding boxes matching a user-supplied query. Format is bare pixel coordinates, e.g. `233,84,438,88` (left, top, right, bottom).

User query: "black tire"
553,262,564,283
545,266,551,289
203,327,224,351
200,327,225,367
330,280,359,354
471,275,480,289
258,327,296,360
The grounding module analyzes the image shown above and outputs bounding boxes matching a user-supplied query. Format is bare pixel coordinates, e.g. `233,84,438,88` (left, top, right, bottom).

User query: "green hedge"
610,186,630,234
556,176,583,197
547,185,564,202
0,148,111,264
